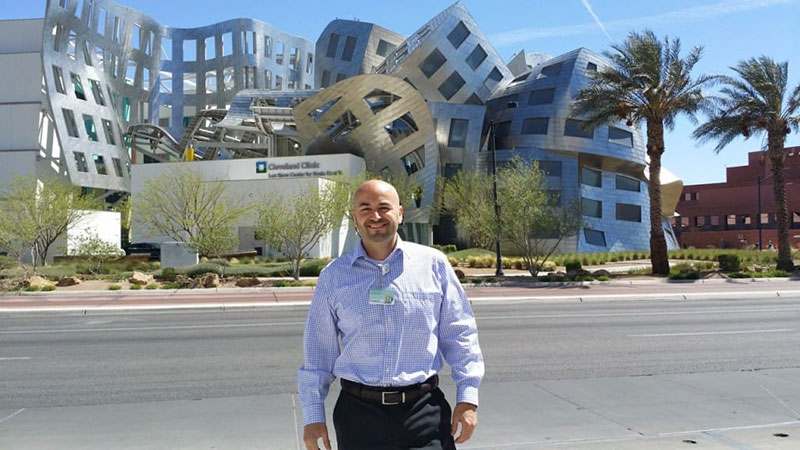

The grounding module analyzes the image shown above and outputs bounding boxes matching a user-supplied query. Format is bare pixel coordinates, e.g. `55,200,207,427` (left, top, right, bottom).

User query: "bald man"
298,180,484,449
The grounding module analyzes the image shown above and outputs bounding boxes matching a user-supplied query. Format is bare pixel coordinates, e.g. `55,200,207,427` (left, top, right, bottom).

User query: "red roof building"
672,146,800,250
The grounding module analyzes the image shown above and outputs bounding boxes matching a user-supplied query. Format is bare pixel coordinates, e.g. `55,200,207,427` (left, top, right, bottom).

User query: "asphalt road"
2,295,799,409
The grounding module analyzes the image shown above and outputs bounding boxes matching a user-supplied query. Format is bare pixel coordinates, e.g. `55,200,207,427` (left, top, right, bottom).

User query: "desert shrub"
129,284,142,290
41,285,56,291
206,258,231,267
565,261,582,271
24,286,41,292
448,257,459,267
160,267,178,282
466,256,478,268
186,263,224,278
273,280,316,287
229,258,240,266
299,259,331,277
718,254,741,272
597,275,610,281
145,284,159,290
108,284,122,291
0,255,18,270
432,244,458,254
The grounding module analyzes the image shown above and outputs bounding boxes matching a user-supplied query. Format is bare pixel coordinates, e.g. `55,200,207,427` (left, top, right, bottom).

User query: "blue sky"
4,0,800,186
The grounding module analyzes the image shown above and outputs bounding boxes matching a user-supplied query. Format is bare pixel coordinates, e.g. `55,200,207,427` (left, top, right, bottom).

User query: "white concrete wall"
65,210,123,255
0,103,42,151
0,19,44,54
0,53,42,103
0,152,37,193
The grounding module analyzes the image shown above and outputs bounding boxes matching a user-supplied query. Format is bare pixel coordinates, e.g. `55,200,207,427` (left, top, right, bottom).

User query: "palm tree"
693,56,800,271
573,30,717,275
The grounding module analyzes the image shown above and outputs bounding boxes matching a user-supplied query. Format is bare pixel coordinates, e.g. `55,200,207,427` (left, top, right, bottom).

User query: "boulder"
190,273,220,289
235,277,261,288
129,271,154,286
592,269,611,278
22,276,54,288
56,277,82,287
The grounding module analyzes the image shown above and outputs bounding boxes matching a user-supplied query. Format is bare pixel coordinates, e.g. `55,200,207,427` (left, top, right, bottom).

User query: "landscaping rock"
190,273,220,289
129,271,154,286
235,277,261,288
592,269,611,278
22,276,54,288
454,269,466,280
56,277,82,287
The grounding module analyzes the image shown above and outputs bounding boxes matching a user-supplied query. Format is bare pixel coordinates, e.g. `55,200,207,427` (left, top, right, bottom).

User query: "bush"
108,284,122,291
597,275,610,281
206,258,231,267
160,267,178,282
668,270,700,280
145,283,159,290
718,254,741,272
186,263,224,278
0,255,18,270
299,259,330,277
273,280,316,287
448,257,459,267
565,261,582,271
432,244,458,254
129,284,142,290
454,269,465,280
24,285,41,292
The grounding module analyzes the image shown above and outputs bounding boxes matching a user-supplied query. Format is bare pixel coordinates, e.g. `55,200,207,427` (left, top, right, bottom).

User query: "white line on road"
0,408,25,425
0,322,305,335
478,306,800,321
629,329,795,337
0,357,31,361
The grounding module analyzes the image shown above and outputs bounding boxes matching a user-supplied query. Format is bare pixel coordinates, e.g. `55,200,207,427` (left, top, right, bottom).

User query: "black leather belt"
340,375,439,406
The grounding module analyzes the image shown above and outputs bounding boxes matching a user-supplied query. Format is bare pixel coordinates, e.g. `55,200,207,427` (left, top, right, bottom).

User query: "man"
298,180,484,449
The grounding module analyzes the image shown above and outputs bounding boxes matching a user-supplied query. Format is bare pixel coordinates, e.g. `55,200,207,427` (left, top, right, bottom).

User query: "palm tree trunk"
768,133,794,271
647,120,670,275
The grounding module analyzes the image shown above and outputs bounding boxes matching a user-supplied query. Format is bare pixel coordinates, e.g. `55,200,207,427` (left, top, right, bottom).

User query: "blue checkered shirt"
297,237,484,425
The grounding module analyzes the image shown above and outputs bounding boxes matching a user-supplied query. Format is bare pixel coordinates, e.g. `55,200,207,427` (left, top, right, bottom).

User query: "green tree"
113,195,132,249
693,56,800,271
572,30,717,275
254,180,350,280
133,168,248,257
0,175,98,271
71,231,125,275
440,157,583,276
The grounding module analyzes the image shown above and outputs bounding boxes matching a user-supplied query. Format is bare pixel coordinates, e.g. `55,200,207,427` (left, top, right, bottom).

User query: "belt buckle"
381,391,405,405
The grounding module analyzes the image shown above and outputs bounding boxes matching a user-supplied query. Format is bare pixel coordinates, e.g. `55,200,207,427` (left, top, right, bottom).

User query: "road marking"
0,322,305,335
0,408,25,425
629,329,794,337
478,306,800,321
0,357,31,361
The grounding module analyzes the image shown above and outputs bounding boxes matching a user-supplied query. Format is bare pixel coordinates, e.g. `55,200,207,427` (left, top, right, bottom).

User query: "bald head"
352,179,403,253
353,179,401,210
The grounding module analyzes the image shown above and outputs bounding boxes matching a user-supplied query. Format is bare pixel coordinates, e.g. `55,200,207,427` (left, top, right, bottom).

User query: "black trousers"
333,387,456,450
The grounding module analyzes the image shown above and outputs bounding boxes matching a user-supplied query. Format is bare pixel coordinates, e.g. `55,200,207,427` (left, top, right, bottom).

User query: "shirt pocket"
402,291,440,331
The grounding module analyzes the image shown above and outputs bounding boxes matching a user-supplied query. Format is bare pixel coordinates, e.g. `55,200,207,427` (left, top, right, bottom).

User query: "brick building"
673,146,800,249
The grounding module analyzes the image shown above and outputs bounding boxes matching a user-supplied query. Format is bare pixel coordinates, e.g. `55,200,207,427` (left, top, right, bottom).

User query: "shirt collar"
350,235,409,266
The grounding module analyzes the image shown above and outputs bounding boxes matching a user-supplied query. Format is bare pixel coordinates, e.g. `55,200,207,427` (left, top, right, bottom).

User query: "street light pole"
758,175,763,250
489,120,504,276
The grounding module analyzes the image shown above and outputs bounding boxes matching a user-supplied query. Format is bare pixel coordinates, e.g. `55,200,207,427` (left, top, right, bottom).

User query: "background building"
673,146,800,249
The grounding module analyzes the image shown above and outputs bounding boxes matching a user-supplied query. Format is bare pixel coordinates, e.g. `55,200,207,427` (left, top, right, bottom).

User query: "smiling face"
352,180,403,250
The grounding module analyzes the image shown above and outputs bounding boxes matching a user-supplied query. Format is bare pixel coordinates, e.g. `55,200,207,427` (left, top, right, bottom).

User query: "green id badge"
368,288,395,305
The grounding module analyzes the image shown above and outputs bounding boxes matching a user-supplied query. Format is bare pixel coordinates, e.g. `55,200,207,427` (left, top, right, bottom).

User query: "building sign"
255,159,343,178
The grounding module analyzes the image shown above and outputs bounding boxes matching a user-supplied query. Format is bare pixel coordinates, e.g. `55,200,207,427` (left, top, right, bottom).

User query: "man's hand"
450,402,478,444
303,422,331,450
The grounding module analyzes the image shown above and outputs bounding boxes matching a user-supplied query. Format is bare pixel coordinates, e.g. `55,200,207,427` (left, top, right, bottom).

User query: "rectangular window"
465,93,483,105
131,24,141,50
447,21,470,49
125,59,137,86
696,216,706,226
539,62,562,78
326,33,340,58
82,41,92,66
264,36,272,57
53,66,66,94
537,160,562,176
244,66,256,88
160,37,171,61
584,229,606,247
83,114,98,141
385,112,418,144
484,67,503,91
241,31,256,54
73,152,88,172
70,73,87,100
289,47,299,71
466,45,487,70
95,46,105,70
376,39,396,57
112,16,124,43
67,30,76,60
615,174,640,192
528,88,555,105
448,119,469,148
222,32,233,56
521,117,548,135
581,167,602,187
419,49,446,78
141,29,151,55
183,39,196,62
616,203,641,222
402,146,425,175
264,69,272,90
205,36,215,60
158,71,172,94
62,109,80,137
762,213,771,224
438,71,465,100
321,70,331,88
276,42,284,65
342,36,357,62
608,126,633,147
142,67,151,91
101,119,115,145
112,157,124,177
222,67,234,91
587,62,598,72
183,72,196,95
325,110,361,141
582,197,602,218
565,119,594,139
710,215,720,226
307,53,313,74
205,70,217,94
97,7,106,35
88,79,106,105
727,214,736,226
275,75,283,90
93,154,107,175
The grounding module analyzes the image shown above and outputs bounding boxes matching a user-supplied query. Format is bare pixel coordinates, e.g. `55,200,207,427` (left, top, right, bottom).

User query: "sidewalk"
2,369,798,449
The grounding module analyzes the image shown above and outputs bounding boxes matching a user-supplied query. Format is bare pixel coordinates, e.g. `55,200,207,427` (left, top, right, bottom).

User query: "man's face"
352,181,403,245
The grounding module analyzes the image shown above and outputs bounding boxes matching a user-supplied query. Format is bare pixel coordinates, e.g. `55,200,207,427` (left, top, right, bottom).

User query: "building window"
581,167,602,187
121,96,131,122
241,31,256,54
539,62,562,78
710,215,720,226
419,49,446,78
608,126,633,147
222,32,233,56
512,72,530,83
521,118,548,135
727,214,736,226
275,75,283,90
376,39,396,57
184,72,196,95
264,36,272,57
101,119,115,145
205,70,217,94
683,192,700,201
537,160,562,177
438,71,465,100
276,42,284,65
160,37,171,61
244,66,256,88
83,115,98,141
125,59,137,86
402,146,425,175
310,96,341,121
97,7,106,35
565,119,594,139
696,216,706,226
82,41,92,66
142,67,151,91
465,93,483,105
495,94,518,109
384,112,418,145
326,33,339,58
448,119,469,148
73,152,88,172
587,62,598,72
584,229,606,247
466,45,487,70
447,21,470,49
484,67,503,90
582,197,602,218
183,39,196,62
528,88,555,105
70,73,87,100
341,36,357,62
325,110,360,142
264,70,272,90
112,157,124,177
204,36,215,60
52,66,66,94
362,89,399,115
616,203,641,222
66,30,76,60
615,174,640,192
321,70,331,88
62,109,79,137
307,53,313,74
93,154,107,175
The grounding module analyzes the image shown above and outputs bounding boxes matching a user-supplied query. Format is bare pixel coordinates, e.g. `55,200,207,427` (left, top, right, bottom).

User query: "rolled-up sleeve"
436,257,484,406
297,272,340,425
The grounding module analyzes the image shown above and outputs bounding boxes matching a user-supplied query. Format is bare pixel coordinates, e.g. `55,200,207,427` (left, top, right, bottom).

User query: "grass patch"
145,284,159,290
41,285,56,291
107,284,122,291
447,248,494,260
24,286,41,292
129,284,142,290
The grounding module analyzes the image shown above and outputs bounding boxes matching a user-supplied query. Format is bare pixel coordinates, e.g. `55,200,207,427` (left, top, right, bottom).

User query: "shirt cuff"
456,384,479,407
302,403,326,426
